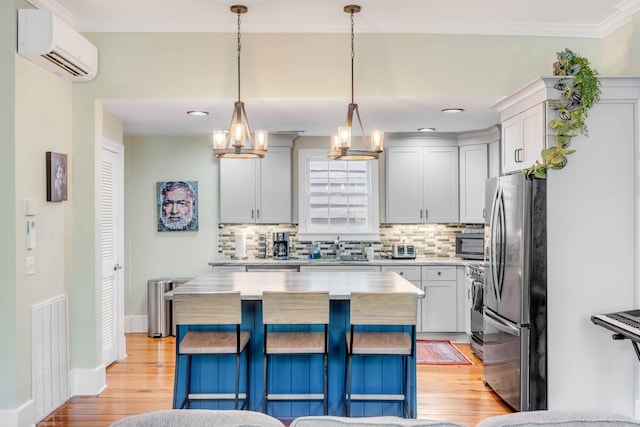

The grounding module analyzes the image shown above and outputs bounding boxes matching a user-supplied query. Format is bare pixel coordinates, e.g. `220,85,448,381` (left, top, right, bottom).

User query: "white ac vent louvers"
18,9,98,82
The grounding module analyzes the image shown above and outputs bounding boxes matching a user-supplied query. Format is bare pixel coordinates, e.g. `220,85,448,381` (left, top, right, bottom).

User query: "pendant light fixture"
213,5,268,158
328,5,383,161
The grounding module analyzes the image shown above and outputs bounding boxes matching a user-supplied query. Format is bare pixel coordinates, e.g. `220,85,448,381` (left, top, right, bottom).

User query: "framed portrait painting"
156,181,199,232
46,152,68,202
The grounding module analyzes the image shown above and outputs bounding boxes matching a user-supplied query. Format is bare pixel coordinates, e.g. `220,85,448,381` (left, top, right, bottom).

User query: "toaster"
392,243,416,259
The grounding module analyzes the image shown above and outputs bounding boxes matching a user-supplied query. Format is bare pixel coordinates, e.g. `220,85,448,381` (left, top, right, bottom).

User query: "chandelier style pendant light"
328,5,383,161
213,5,268,158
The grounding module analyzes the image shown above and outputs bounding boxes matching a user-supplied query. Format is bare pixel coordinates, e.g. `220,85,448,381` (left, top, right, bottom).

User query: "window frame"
297,149,379,241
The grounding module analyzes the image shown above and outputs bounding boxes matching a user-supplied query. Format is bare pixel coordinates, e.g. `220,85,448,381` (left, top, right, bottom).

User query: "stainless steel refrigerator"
484,173,547,411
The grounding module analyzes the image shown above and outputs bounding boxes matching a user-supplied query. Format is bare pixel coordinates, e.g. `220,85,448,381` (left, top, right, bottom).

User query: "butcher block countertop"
165,271,425,300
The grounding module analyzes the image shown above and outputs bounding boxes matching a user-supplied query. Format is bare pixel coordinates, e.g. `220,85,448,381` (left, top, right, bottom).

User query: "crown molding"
599,0,640,36
26,0,77,27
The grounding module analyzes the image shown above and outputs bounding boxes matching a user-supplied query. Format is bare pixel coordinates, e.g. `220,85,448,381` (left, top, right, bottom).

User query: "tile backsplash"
217,223,482,259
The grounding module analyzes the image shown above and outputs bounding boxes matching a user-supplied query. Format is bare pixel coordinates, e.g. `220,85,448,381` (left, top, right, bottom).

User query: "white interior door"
101,140,124,366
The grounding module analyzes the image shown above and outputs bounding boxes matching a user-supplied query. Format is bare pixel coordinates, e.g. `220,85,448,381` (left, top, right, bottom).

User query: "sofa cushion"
290,415,466,427
475,410,640,427
109,409,285,427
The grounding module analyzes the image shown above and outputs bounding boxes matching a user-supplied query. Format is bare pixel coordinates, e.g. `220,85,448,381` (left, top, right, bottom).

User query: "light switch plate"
26,256,35,275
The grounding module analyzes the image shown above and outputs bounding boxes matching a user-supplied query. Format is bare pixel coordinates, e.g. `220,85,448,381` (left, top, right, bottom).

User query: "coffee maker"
272,232,289,260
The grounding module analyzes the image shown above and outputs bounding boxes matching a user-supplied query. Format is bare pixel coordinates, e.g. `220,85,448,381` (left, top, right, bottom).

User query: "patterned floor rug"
416,340,473,365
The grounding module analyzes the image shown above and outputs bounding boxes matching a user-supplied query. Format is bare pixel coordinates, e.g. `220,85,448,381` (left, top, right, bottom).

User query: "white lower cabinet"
299,265,381,272
421,266,457,332
381,265,423,331
211,266,247,273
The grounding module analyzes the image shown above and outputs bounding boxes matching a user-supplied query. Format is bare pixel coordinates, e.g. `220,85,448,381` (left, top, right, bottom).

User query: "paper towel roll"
235,232,246,259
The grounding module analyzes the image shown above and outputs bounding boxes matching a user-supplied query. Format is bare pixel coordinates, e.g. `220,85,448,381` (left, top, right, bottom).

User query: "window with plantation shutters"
298,149,379,240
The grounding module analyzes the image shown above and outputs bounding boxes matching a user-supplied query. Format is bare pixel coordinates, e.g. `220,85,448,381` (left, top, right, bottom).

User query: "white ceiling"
29,0,640,137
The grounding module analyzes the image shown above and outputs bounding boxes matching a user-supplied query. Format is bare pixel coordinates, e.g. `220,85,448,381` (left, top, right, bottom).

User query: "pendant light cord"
237,9,242,102
350,10,355,104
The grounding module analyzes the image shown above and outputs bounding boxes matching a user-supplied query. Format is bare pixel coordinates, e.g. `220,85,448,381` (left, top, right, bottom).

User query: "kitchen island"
167,271,424,419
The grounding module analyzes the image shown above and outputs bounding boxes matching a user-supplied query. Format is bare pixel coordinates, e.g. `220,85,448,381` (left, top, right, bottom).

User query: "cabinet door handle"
425,209,428,219
399,272,404,276
251,209,254,219
437,271,442,276
257,209,260,219
483,208,486,218
420,209,423,219
514,149,519,163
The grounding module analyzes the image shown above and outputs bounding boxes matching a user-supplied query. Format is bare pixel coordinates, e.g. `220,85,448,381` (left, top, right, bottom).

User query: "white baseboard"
125,315,147,333
635,399,640,419
416,332,470,343
0,399,35,427
70,365,106,396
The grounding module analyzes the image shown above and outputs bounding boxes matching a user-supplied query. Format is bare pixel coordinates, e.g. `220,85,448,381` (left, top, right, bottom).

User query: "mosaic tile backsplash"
217,223,482,259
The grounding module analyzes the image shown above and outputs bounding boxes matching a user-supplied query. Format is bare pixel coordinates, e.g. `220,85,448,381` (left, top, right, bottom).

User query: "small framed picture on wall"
46,152,68,202
156,181,199,232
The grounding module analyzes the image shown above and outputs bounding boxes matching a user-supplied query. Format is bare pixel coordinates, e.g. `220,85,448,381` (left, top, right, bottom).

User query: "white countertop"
209,256,481,267
166,271,425,300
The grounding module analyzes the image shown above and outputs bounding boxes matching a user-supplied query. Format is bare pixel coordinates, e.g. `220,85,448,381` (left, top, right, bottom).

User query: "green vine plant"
524,48,602,178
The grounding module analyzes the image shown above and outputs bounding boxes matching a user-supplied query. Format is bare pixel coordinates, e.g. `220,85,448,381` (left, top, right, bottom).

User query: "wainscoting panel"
32,294,70,422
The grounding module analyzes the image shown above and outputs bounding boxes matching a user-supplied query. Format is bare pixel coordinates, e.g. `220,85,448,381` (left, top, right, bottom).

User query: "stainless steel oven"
468,263,484,360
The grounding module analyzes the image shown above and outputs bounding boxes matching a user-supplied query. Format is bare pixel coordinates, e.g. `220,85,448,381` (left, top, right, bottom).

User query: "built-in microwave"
455,232,484,260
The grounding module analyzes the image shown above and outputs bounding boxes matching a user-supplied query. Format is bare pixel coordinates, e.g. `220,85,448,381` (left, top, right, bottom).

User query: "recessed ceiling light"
417,127,436,132
441,108,464,113
187,110,209,116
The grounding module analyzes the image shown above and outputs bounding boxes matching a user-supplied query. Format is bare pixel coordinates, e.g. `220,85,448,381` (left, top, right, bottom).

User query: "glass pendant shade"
338,126,352,149
370,130,384,152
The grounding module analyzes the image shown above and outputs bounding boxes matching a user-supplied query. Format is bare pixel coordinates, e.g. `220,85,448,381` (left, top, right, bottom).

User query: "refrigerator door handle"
485,309,521,337
489,186,504,304
496,189,506,302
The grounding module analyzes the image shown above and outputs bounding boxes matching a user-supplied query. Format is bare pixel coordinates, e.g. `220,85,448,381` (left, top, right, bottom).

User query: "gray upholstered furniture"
290,415,465,426
109,409,640,427
475,410,640,427
109,409,285,427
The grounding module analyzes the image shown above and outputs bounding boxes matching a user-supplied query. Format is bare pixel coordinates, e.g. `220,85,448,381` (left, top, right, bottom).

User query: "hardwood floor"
38,333,512,427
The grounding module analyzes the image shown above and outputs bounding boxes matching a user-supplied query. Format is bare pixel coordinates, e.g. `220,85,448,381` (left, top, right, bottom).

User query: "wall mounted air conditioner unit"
18,9,98,82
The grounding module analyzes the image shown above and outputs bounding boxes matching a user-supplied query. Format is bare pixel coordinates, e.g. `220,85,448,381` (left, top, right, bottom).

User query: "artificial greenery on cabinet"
524,48,602,179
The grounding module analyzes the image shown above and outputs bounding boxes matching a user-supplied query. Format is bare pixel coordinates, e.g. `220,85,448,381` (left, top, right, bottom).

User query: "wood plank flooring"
37,333,512,427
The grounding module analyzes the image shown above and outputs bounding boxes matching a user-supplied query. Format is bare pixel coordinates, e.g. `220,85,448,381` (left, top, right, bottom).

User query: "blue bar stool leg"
263,352,268,413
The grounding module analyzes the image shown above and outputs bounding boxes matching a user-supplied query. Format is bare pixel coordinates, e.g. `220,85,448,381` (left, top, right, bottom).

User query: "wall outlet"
26,256,35,275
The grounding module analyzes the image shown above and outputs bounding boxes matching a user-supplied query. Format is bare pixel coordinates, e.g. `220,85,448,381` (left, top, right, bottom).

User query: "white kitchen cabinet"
459,144,488,223
220,146,292,223
421,266,457,332
386,146,459,223
211,265,247,273
299,265,381,272
381,265,423,332
500,103,545,174
489,140,500,178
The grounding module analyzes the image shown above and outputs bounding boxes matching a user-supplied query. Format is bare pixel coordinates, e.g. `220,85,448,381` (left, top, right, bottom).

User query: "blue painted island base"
173,300,417,418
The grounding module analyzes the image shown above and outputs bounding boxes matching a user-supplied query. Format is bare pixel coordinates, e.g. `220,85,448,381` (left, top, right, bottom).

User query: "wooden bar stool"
173,292,250,410
262,291,330,415
345,292,417,418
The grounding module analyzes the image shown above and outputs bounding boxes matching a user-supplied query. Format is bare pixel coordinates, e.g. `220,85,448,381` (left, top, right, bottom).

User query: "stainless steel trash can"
171,277,193,336
147,278,173,338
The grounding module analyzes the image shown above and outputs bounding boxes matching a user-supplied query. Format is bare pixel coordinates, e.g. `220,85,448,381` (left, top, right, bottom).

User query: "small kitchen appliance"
272,232,289,260
391,243,416,259
455,230,484,260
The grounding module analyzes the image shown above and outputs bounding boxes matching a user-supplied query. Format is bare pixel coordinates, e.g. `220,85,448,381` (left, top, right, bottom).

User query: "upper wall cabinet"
459,144,488,223
220,146,292,223
386,146,459,223
500,103,545,174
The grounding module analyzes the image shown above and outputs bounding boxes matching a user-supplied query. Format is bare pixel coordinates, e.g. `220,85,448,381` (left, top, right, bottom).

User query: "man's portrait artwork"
156,181,198,232
46,152,68,202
